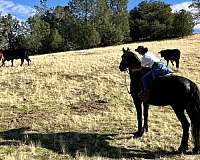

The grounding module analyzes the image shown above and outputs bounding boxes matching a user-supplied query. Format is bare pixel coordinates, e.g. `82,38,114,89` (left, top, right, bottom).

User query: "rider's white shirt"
141,51,160,68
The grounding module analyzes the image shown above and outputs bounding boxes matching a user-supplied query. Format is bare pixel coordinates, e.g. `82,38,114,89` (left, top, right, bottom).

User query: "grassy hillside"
0,34,199,160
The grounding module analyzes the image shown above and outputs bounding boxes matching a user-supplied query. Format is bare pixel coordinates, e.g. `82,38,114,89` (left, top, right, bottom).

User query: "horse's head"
119,47,141,72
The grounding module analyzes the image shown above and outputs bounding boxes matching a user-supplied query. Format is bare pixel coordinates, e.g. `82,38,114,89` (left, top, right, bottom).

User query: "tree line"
0,0,199,55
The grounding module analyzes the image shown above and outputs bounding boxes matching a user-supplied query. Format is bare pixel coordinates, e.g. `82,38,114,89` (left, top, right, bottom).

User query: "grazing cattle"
0,49,31,67
159,49,181,69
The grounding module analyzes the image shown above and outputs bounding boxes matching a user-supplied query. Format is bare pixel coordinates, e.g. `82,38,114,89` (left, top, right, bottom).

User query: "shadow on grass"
0,127,183,159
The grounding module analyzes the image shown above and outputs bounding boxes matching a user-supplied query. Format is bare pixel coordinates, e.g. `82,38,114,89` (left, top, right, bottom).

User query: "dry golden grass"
0,34,199,159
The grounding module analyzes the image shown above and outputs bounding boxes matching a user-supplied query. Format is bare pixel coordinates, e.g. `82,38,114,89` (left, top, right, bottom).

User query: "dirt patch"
71,100,108,115
8,111,54,128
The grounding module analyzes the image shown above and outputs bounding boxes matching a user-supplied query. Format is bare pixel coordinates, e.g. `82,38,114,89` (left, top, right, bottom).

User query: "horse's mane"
128,51,141,62
126,50,141,68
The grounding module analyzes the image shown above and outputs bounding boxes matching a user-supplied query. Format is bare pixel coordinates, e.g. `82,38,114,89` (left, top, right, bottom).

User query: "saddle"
138,73,173,102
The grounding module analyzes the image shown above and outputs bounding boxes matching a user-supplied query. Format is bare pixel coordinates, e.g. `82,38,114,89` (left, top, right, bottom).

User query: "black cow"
159,49,181,69
0,49,31,67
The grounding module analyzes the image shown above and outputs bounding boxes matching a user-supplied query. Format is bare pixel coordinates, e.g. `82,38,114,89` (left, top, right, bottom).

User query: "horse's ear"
122,47,125,52
127,47,130,51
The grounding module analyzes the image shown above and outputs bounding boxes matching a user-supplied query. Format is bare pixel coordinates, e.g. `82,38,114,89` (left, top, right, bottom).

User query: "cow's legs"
11,60,14,67
20,59,24,66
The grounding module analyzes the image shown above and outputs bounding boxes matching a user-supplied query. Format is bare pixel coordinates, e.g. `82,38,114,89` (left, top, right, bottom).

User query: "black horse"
119,47,200,154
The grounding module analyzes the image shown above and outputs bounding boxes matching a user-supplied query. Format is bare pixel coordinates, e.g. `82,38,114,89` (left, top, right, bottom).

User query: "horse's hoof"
178,146,188,154
144,127,148,132
133,132,143,138
193,147,200,154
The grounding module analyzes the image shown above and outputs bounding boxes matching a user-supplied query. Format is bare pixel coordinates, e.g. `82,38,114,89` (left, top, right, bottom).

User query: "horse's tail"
187,81,200,150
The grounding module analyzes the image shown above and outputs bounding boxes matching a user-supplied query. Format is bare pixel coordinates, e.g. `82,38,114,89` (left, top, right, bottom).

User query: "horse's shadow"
0,127,183,159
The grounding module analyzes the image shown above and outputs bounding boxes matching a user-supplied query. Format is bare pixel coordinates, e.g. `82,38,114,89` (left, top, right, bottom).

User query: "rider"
134,46,173,103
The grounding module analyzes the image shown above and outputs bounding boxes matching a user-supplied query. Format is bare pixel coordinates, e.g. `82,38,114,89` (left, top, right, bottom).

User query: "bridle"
122,64,142,95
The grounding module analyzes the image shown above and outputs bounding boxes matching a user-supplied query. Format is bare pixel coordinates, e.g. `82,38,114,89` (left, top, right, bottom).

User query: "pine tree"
0,14,24,49
129,1,175,40
189,0,200,24
172,9,195,37
68,0,96,22
27,15,51,54
95,0,129,46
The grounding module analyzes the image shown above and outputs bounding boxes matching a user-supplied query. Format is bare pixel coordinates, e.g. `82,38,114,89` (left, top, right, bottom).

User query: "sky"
0,0,199,32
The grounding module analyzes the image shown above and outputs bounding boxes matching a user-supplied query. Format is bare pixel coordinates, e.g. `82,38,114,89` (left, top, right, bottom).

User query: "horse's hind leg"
186,108,200,154
143,103,149,132
173,107,190,153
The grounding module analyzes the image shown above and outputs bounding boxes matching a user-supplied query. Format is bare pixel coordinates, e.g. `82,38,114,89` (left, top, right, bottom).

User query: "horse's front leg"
132,97,144,138
143,103,149,132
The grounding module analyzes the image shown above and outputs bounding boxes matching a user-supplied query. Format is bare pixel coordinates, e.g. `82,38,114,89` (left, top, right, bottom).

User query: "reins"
124,70,131,94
